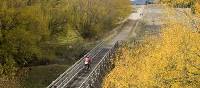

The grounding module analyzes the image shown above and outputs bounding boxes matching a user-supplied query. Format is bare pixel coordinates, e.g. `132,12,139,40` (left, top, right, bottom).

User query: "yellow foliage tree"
103,0,200,88
103,1,200,86
103,21,200,87
194,1,200,16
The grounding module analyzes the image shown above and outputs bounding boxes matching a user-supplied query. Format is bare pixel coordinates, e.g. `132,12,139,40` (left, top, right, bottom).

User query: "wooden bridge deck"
47,41,117,88
66,48,109,88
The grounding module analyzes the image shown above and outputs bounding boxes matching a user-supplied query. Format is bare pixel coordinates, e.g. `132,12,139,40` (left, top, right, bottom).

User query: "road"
106,5,145,46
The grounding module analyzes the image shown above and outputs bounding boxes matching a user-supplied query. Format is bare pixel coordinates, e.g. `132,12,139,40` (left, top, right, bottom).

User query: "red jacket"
84,57,92,64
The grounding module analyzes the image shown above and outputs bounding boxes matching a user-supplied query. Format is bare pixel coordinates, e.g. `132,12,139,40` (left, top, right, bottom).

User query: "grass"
21,64,69,88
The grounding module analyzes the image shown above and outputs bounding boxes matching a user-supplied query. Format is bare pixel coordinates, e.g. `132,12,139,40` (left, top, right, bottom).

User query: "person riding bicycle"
84,55,92,70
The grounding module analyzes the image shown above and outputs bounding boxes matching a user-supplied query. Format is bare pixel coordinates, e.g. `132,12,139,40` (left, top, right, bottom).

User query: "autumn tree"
0,0,132,77
103,21,200,88
103,1,200,87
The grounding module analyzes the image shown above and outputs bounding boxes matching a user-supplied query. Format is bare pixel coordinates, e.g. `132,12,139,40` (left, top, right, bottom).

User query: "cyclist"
84,55,92,71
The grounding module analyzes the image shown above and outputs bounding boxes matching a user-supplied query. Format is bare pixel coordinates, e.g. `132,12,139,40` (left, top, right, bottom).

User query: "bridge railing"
47,41,104,88
78,41,121,88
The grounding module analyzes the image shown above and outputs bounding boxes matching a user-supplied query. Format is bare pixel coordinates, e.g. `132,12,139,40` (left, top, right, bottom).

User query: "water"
131,0,148,5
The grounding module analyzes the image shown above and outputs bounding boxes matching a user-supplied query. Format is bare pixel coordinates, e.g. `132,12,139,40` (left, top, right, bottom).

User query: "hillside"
103,1,200,88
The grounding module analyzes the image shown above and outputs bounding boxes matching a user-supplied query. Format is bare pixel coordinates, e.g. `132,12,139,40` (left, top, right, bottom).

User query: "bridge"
47,41,121,88
47,5,145,88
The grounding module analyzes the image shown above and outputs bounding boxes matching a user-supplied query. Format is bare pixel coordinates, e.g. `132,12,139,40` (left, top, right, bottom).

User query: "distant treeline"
0,0,131,76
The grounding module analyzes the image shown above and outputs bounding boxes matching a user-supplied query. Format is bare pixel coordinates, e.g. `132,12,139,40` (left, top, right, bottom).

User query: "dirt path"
105,5,145,46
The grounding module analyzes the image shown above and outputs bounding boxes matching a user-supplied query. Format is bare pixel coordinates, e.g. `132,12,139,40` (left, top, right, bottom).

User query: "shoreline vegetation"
0,0,132,87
